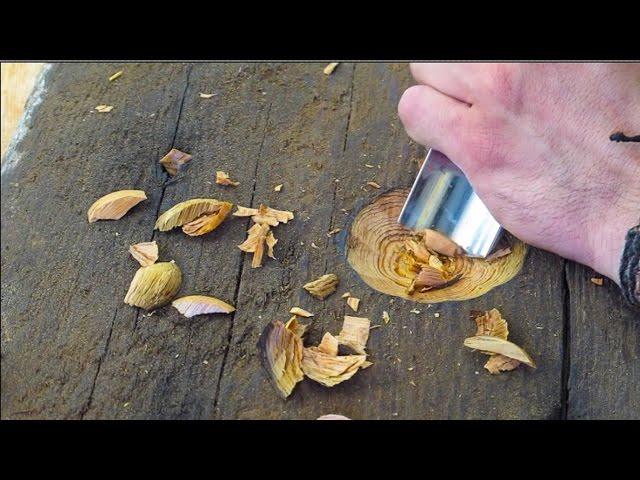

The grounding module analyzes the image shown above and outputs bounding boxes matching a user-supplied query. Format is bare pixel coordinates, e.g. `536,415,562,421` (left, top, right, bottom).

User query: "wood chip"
95,105,114,113
301,348,367,387
238,223,272,268
591,277,604,286
124,261,182,310
421,229,464,257
336,316,370,355
172,295,235,317
473,308,509,342
274,184,283,192
155,199,232,234
327,228,341,236
258,320,304,398
289,307,314,318
463,336,536,368
382,311,390,324
159,148,193,176
484,354,520,374
410,309,421,314
366,181,381,189
88,190,147,223
199,92,217,98
346,296,360,312
108,70,123,82
323,62,339,75
216,171,240,186
284,316,310,338
364,164,374,168
303,273,339,299
341,292,351,299
317,332,339,356
129,241,159,267
233,204,294,226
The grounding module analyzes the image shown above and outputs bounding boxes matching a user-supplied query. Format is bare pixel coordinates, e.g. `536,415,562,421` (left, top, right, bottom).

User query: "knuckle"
485,64,521,108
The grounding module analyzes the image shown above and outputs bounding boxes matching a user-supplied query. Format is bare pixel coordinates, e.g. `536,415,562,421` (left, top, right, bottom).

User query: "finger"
398,84,472,161
410,63,477,105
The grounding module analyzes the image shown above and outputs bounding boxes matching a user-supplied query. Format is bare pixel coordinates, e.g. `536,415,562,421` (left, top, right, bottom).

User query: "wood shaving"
484,354,520,374
421,229,464,257
95,105,114,112
238,223,272,268
382,311,390,324
591,277,604,286
464,336,536,368
108,70,123,82
365,164,374,168
233,204,294,226
341,292,351,298
346,296,360,312
159,148,193,176
199,92,217,98
274,184,283,192
323,62,339,75
311,242,319,249
129,241,158,267
327,228,341,236
473,308,509,342
155,198,232,233
485,247,512,262
289,307,314,318
172,295,235,318
258,320,304,399
285,316,310,338
336,316,370,355
410,309,421,314
317,332,339,356
216,171,240,186
317,414,351,420
366,181,381,189
88,189,147,223
301,348,367,387
303,273,339,299
124,261,182,310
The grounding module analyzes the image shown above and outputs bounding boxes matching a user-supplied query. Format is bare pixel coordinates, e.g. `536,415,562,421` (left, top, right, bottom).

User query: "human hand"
398,63,640,284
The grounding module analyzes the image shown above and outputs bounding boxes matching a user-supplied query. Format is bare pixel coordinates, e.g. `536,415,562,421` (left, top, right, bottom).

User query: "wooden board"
1,63,637,419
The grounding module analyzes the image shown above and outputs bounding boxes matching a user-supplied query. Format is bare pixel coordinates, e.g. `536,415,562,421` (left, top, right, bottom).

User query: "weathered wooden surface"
1,63,638,419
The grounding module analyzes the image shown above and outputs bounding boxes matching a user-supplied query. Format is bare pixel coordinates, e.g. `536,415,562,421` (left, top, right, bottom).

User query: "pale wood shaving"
88,189,147,223
95,105,114,112
484,354,521,374
303,273,339,299
301,348,367,387
366,181,381,189
464,336,536,368
323,62,339,75
382,311,390,324
485,247,512,262
129,241,159,267
336,316,370,355
258,320,304,398
238,223,271,268
172,295,235,318
124,261,182,310
155,199,232,232
289,307,314,318
274,184,283,192
233,204,294,226
108,70,123,81
199,92,217,98
317,332,339,356
346,296,360,312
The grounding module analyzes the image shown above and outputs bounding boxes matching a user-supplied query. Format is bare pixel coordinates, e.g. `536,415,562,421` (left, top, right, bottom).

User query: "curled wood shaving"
301,348,367,387
485,247,512,262
484,354,520,374
233,204,294,226
258,320,304,399
129,241,159,267
216,171,240,186
317,332,339,356
155,198,232,232
346,296,360,312
159,148,193,176
421,229,464,257
199,92,217,98
336,316,370,355
238,223,273,268
289,307,314,318
473,308,509,342
124,261,182,310
95,105,114,112
366,181,381,189
463,336,536,368
88,190,147,223
323,62,339,75
171,295,235,317
108,70,123,81
303,273,339,299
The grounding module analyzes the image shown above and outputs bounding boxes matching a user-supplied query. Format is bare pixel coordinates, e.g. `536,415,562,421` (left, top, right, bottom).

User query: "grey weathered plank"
1,63,190,419
566,262,640,419
82,64,276,419
215,63,566,419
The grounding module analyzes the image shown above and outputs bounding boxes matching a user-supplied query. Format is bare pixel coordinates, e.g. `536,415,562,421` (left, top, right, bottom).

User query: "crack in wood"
560,259,571,419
